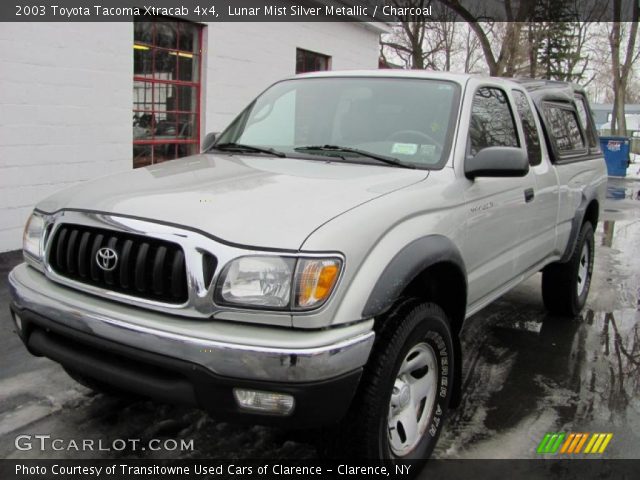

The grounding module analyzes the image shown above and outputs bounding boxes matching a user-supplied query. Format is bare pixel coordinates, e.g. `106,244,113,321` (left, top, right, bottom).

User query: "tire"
338,299,455,461
542,221,595,316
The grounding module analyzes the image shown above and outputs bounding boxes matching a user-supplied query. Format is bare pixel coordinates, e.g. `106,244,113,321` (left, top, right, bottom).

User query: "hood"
38,154,428,250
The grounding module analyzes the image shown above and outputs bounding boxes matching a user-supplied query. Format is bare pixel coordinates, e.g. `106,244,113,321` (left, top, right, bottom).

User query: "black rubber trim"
77,231,91,278
89,233,103,281
152,246,167,295
11,306,362,428
362,235,467,318
119,239,133,288
559,184,599,263
553,153,604,165
55,228,67,269
28,327,197,405
66,229,79,274
172,250,187,299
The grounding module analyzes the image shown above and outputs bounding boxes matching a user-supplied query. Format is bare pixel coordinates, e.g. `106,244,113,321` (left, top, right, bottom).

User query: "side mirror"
201,132,218,152
465,147,529,179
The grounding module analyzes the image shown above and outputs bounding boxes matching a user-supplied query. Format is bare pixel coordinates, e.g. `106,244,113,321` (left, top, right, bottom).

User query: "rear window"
543,103,586,154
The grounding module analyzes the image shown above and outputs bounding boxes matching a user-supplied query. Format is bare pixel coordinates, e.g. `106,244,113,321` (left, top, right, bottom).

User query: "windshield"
216,77,460,168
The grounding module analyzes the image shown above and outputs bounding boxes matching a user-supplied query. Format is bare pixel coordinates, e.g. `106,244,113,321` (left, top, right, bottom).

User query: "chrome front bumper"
9,263,375,383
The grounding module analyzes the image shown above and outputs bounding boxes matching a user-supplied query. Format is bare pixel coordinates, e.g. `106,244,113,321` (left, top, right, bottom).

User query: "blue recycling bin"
599,136,630,177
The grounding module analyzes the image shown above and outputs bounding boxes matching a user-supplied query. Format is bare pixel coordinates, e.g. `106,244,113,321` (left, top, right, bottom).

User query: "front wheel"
542,221,595,316
341,300,455,461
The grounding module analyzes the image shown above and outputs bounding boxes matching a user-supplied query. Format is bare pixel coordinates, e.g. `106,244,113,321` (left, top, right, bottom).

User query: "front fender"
362,235,466,318
560,183,600,263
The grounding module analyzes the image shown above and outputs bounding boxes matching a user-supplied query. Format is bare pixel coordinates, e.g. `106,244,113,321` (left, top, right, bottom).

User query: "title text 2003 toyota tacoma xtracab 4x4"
10,72,606,462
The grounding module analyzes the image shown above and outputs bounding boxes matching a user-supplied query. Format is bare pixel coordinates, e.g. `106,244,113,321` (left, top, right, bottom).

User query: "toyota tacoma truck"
9,71,606,461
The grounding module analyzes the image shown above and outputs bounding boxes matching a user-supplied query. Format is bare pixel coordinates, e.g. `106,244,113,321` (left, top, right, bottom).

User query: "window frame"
539,100,589,163
574,93,601,154
295,48,331,74
466,85,521,159
512,89,543,167
133,18,203,167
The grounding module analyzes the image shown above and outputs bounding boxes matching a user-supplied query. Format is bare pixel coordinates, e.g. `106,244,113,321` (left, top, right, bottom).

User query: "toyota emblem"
96,247,118,271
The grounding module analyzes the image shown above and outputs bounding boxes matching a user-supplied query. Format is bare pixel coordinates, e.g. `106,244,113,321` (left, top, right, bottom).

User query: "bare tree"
526,20,598,83
565,21,597,83
440,22,457,70
461,24,484,73
609,0,640,134
433,0,536,76
381,2,477,72
430,5,460,71
381,0,445,69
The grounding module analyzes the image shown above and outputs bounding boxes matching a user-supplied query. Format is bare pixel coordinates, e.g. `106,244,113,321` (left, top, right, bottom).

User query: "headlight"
23,212,48,267
215,256,342,311
217,256,296,309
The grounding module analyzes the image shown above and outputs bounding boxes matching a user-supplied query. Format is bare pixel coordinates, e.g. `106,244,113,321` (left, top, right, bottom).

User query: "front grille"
48,224,189,304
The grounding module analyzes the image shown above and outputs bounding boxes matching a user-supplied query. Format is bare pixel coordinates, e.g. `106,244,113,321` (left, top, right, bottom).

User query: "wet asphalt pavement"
0,177,638,461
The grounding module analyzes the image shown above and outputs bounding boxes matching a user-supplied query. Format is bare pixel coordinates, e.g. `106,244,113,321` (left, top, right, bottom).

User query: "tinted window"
469,87,519,157
513,91,542,166
574,95,597,148
544,104,585,153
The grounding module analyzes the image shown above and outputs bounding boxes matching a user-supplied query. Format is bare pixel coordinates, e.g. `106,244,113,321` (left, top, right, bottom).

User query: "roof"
591,104,640,112
293,69,482,85
293,70,584,91
512,78,580,105
289,71,591,110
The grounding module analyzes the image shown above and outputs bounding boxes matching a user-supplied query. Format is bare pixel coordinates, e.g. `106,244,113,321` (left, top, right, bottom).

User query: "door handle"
524,188,535,203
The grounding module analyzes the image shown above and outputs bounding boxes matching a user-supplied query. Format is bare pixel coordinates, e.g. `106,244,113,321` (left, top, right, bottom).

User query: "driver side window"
468,87,519,157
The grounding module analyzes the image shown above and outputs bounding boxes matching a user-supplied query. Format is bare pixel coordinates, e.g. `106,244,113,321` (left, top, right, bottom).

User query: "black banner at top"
1,0,638,22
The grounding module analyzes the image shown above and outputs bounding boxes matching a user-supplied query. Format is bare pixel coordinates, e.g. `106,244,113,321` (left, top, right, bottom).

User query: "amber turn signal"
295,258,341,309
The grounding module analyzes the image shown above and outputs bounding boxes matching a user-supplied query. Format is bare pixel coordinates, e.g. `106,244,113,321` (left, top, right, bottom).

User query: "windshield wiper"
295,145,416,169
212,142,287,158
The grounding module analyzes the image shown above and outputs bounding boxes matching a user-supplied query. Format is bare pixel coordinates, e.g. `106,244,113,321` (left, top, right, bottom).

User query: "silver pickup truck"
9,71,606,461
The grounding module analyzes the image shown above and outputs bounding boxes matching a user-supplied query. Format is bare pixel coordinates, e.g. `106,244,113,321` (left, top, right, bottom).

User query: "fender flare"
362,235,467,319
361,234,467,408
559,185,600,263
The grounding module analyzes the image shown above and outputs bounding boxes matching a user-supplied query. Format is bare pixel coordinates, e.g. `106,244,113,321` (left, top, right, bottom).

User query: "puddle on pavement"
606,179,640,202
436,178,640,459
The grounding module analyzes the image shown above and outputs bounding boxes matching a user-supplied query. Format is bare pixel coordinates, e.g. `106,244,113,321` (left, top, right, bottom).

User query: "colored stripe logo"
536,433,613,454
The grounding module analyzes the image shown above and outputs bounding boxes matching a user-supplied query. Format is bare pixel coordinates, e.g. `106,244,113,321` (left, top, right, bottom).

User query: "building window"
296,48,330,74
133,19,202,168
